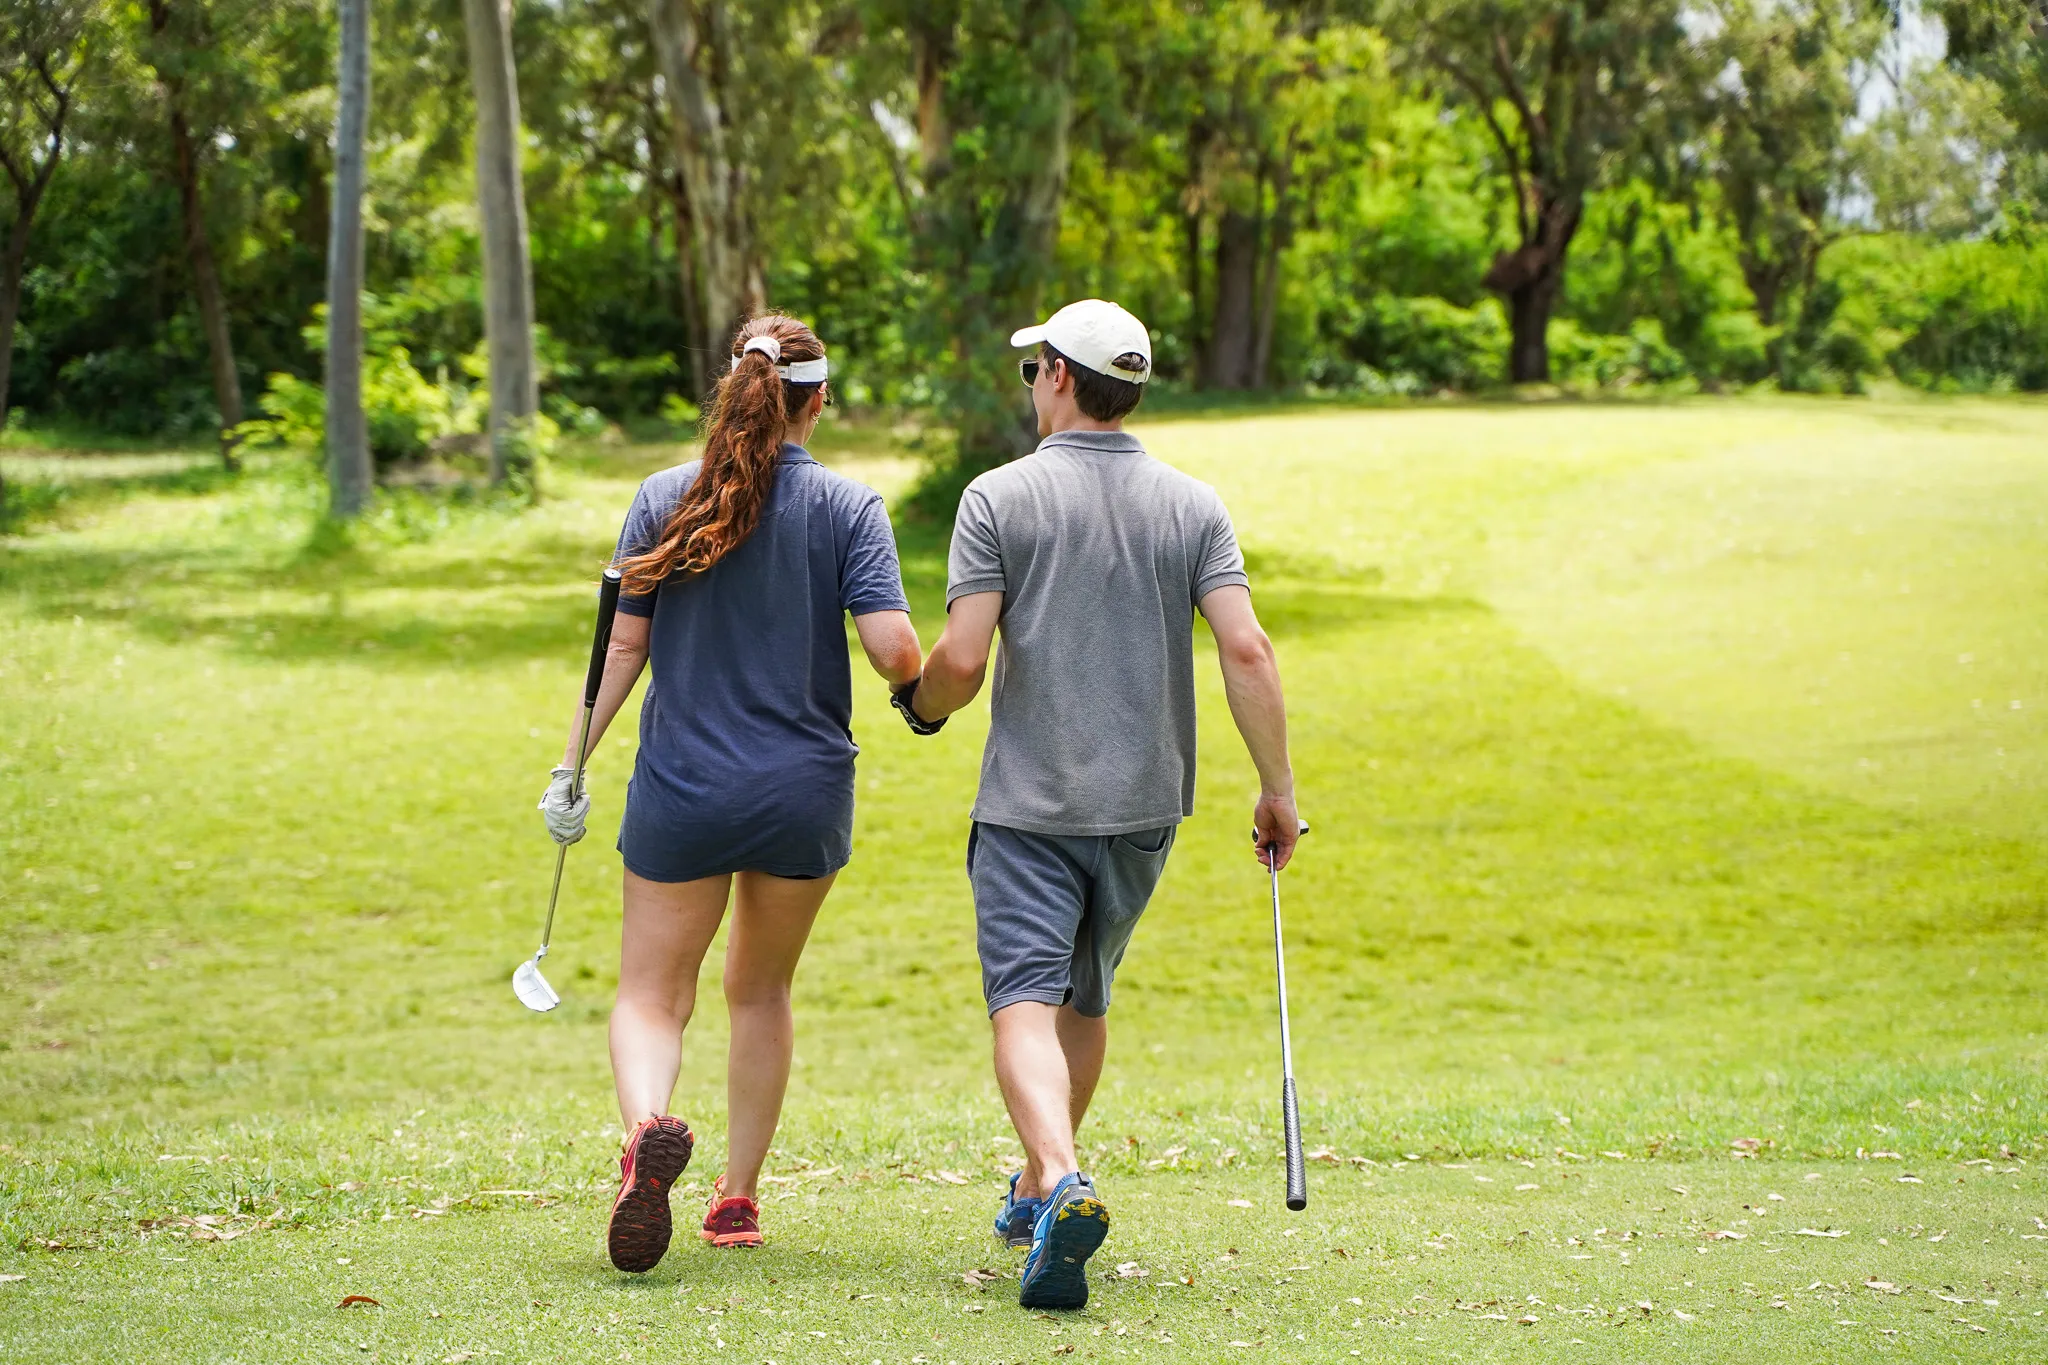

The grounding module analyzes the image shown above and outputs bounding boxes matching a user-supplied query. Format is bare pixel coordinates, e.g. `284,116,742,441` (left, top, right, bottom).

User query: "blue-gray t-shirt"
610,444,909,879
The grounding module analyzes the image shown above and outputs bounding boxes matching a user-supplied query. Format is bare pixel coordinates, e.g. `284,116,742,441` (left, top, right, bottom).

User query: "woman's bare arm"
853,609,923,687
561,610,652,768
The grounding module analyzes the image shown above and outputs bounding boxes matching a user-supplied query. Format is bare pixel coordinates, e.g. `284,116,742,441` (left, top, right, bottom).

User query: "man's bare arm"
912,591,1002,720
1200,584,1301,870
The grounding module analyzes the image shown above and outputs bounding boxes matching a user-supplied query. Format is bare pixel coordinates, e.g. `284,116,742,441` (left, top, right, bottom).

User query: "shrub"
1333,294,1509,391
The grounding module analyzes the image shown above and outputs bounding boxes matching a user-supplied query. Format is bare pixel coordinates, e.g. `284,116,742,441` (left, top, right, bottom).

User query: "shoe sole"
701,1229,764,1248
1018,1195,1109,1310
606,1120,694,1273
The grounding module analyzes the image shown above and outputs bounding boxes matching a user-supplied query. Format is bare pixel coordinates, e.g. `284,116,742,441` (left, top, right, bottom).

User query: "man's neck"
1044,414,1124,436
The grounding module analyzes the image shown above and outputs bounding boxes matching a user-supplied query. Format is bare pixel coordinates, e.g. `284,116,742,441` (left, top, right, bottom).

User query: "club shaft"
534,570,621,957
536,700,595,955
1270,846,1307,1210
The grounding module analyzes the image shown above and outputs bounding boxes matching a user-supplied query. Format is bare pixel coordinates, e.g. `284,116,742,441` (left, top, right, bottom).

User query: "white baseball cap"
1010,299,1152,384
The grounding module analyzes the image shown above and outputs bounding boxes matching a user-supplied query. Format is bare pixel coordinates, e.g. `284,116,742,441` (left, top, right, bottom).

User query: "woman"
538,314,922,1272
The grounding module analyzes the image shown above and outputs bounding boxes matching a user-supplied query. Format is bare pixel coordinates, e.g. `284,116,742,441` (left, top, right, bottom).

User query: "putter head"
512,955,560,1013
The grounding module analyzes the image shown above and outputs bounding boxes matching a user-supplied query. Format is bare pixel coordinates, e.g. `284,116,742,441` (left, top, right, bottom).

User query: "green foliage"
1788,232,2048,393
1321,294,1509,392
236,300,484,468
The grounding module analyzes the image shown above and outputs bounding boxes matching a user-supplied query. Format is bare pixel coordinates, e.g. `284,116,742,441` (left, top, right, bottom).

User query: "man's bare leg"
992,1002,1079,1201
1055,1004,1107,1176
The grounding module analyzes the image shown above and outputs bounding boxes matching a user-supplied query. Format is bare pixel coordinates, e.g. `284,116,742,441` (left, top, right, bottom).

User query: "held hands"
538,766,590,845
890,678,946,736
1252,792,1304,872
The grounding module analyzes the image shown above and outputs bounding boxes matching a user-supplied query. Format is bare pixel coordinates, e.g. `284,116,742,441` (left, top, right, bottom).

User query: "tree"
870,0,1077,490
140,0,248,470
1704,0,1885,343
326,0,372,518
464,0,540,484
1141,2,1383,390
1383,0,1691,382
0,0,91,448
646,0,764,372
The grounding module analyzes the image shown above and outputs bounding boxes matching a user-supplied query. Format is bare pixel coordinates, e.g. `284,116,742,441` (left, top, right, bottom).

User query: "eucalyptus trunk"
647,0,763,359
325,0,373,519
464,0,539,484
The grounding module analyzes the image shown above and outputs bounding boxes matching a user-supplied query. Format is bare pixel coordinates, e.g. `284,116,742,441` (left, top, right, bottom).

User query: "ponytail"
616,315,826,594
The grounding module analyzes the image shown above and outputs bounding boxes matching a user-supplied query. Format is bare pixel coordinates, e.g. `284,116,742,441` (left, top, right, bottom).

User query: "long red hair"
615,315,826,594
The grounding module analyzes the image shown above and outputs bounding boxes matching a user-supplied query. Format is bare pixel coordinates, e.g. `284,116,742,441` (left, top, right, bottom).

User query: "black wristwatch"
891,678,946,736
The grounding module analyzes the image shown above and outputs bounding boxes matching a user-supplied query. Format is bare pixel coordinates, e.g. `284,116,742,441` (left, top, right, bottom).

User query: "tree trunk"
1483,192,1583,384
1249,149,1295,389
464,0,539,484
0,212,30,512
661,176,708,399
647,0,762,360
0,209,32,439
1203,206,1259,390
168,106,244,471
325,0,373,519
148,0,244,471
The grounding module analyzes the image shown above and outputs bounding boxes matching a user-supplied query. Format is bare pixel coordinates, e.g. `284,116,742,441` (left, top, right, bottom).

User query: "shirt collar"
778,442,817,464
1034,428,1144,456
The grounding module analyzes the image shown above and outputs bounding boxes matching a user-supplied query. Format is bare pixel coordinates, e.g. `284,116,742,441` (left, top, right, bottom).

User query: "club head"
512,956,560,1013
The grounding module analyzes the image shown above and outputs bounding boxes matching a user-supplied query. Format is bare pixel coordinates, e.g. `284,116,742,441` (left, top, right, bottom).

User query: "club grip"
1282,1075,1307,1211
582,569,624,708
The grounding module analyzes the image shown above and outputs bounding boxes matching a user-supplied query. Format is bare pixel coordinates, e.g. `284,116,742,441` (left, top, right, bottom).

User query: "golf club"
1262,817,1312,1211
514,567,624,1013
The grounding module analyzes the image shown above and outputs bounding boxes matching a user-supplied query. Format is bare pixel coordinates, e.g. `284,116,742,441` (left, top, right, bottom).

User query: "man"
894,299,1301,1310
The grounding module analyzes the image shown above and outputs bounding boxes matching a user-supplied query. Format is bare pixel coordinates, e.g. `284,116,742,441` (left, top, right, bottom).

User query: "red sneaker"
700,1174,763,1248
606,1116,694,1273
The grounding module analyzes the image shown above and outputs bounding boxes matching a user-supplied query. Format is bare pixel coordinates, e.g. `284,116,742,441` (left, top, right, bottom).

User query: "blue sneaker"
1018,1172,1109,1310
994,1172,1043,1249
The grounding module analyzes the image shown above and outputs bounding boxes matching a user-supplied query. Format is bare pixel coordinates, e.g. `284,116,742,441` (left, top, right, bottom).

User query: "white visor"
731,355,828,383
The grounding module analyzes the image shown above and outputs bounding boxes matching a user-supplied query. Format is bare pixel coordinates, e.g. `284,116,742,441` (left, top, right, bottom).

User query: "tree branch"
1429,46,1530,242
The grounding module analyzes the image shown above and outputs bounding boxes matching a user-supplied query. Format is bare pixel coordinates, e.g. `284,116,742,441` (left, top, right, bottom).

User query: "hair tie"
742,335,782,363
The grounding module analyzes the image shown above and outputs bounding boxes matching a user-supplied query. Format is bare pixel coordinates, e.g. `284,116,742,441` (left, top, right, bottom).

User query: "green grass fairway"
3,398,2045,1361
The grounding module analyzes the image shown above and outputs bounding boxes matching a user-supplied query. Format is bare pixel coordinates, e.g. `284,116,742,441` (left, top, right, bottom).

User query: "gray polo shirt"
946,428,1249,836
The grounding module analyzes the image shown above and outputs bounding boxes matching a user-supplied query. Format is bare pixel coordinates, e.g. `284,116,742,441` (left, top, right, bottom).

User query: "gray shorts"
968,821,1178,1018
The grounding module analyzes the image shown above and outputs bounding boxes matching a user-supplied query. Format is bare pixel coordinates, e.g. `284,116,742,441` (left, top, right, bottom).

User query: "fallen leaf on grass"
1708,1231,1747,1241
1517,1315,1539,1325
1792,1229,1849,1238
1673,1310,1695,1322
963,1268,1002,1285
1226,1199,1253,1208
1114,1262,1148,1279
1052,1346,1076,1356
1305,1146,1340,1165
1864,1280,1901,1294
1896,1175,1922,1184
0,1275,25,1284
962,1304,988,1314
338,1295,381,1308
931,1171,970,1186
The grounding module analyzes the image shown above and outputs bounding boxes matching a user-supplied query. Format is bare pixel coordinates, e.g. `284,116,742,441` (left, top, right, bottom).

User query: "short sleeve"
612,483,663,617
946,487,1007,605
1193,494,1249,605
841,495,911,615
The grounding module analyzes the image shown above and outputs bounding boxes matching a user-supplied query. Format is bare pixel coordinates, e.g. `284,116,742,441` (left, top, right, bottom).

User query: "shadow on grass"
1,458,240,535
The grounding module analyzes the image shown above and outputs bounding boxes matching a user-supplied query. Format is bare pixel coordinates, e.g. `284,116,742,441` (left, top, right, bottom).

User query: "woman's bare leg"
610,869,731,1127
718,870,835,1201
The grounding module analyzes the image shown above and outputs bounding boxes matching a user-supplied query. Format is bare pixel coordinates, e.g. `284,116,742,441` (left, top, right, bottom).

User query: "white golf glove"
538,766,590,846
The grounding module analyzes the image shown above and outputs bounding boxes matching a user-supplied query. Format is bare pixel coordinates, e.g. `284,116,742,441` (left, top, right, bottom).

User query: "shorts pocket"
1109,825,1176,860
